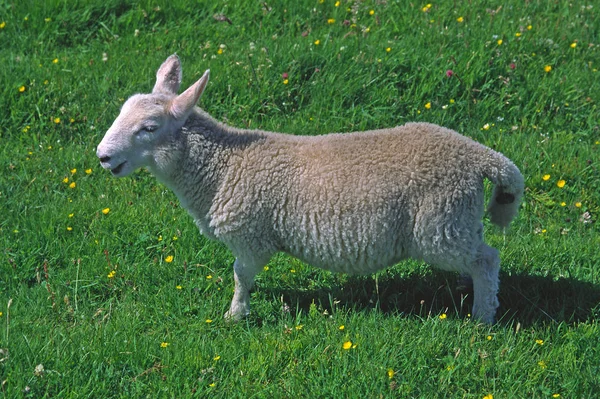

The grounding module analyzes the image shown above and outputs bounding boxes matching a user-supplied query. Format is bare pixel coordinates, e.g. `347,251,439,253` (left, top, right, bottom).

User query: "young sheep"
97,54,524,324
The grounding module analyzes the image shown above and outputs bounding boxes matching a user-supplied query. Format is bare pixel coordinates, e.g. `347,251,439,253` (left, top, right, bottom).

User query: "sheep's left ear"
169,70,210,119
153,54,182,94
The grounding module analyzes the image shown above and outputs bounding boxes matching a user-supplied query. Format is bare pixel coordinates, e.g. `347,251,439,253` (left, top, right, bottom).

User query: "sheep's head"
97,54,209,177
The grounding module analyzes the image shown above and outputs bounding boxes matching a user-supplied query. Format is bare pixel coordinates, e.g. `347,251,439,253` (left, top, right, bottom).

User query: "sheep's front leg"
224,258,260,321
470,244,500,324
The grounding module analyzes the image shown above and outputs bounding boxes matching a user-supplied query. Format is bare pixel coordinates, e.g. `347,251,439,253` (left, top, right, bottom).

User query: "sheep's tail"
481,150,525,228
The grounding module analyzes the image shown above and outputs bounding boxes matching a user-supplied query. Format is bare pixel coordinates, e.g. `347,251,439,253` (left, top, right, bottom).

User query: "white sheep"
97,54,524,323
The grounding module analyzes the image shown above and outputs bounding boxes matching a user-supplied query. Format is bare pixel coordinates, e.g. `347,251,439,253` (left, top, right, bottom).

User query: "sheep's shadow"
258,270,600,327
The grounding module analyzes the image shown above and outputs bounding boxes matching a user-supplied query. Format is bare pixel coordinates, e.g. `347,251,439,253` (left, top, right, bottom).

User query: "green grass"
1,0,599,397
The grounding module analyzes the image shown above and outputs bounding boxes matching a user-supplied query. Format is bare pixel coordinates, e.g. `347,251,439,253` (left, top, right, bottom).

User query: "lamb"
96,54,524,324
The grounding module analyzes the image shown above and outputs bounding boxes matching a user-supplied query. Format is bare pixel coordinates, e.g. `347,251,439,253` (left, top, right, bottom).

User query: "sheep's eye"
143,125,158,133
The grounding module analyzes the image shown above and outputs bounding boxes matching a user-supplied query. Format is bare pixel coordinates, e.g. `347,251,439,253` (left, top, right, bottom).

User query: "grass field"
1,0,599,397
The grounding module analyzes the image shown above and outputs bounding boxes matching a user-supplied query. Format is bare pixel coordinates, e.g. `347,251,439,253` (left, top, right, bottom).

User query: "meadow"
1,0,599,397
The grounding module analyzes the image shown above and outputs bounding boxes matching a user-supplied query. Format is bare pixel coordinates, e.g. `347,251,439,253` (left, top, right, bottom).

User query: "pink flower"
509,63,516,70
282,72,289,79
446,69,454,77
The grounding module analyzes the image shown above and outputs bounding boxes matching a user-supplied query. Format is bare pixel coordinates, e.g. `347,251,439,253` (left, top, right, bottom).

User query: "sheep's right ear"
169,70,210,119
153,54,182,94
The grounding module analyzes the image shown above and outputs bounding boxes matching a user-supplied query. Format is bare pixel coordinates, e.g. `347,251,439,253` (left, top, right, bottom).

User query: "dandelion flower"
386,47,391,52
369,10,375,15
160,342,169,348
570,42,577,48
295,324,303,330
552,394,561,398
70,168,77,175
483,395,494,399
213,355,221,361
339,325,345,330
19,85,26,92
536,339,544,345
544,65,552,73
68,213,74,218
387,369,395,379
52,58,59,64
165,255,174,263
424,102,431,109
497,39,503,45
457,16,464,23
0,312,3,317
342,341,352,350
206,319,213,323
283,79,289,85
206,275,213,279
327,18,335,24
69,182,76,189
515,32,522,37
85,168,92,174
575,202,582,208
335,1,340,6
54,117,61,124
107,270,116,278
556,180,566,188
439,313,447,320
176,285,182,290
102,208,110,215
0,21,6,29
560,202,566,207
527,25,532,30
209,383,216,387
217,48,223,55
538,360,547,369
314,39,320,45
62,177,69,183
263,266,269,271
542,174,551,181
486,335,492,340
482,123,490,130
67,226,73,231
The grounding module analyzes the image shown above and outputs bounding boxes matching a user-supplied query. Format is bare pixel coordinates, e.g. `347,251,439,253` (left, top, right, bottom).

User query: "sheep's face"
96,94,176,177
97,54,209,177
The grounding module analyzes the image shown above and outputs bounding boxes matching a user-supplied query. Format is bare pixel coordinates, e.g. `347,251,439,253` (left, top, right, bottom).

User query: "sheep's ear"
153,54,182,94
169,70,210,119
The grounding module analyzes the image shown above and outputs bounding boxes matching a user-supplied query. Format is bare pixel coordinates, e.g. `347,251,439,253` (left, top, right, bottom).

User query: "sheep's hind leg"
224,258,261,321
469,244,500,324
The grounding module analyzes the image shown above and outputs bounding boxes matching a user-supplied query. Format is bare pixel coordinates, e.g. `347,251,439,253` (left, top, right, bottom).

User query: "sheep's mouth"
111,162,127,175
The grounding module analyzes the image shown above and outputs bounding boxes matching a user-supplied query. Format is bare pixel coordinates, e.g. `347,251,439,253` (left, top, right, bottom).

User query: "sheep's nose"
99,155,111,163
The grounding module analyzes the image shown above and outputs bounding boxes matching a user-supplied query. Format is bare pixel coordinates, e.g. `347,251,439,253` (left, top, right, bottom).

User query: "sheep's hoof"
224,308,249,322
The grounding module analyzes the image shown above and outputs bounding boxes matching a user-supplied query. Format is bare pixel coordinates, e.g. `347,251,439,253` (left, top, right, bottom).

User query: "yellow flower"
62,177,69,183
552,394,561,398
45,18,51,22
575,202,582,208
283,79,289,85
0,21,5,29
527,25,532,30
217,48,223,55
560,202,566,207
53,58,59,64
160,342,169,348
85,168,92,174
439,313,447,320
483,395,494,399
536,339,544,345
19,85,26,92
457,16,464,23
570,42,577,48
102,208,110,215
165,255,174,263
54,117,61,124
424,102,431,109
68,213,74,218
314,39,320,45
295,324,303,330
386,47,391,52
542,174,550,181
334,0,340,6
327,18,335,24
70,168,77,175
176,285,182,290
497,39,503,45
206,319,213,323
70,118,75,123
342,341,352,350
515,32,522,37
544,65,552,73
213,355,221,361
483,123,490,130
209,383,216,387
69,182,76,189
338,325,345,330
107,270,116,278
263,266,269,271
486,335,492,340
369,10,375,15
0,312,3,317
556,180,566,188
67,226,73,231
538,360,547,369
387,369,395,379
206,275,213,279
